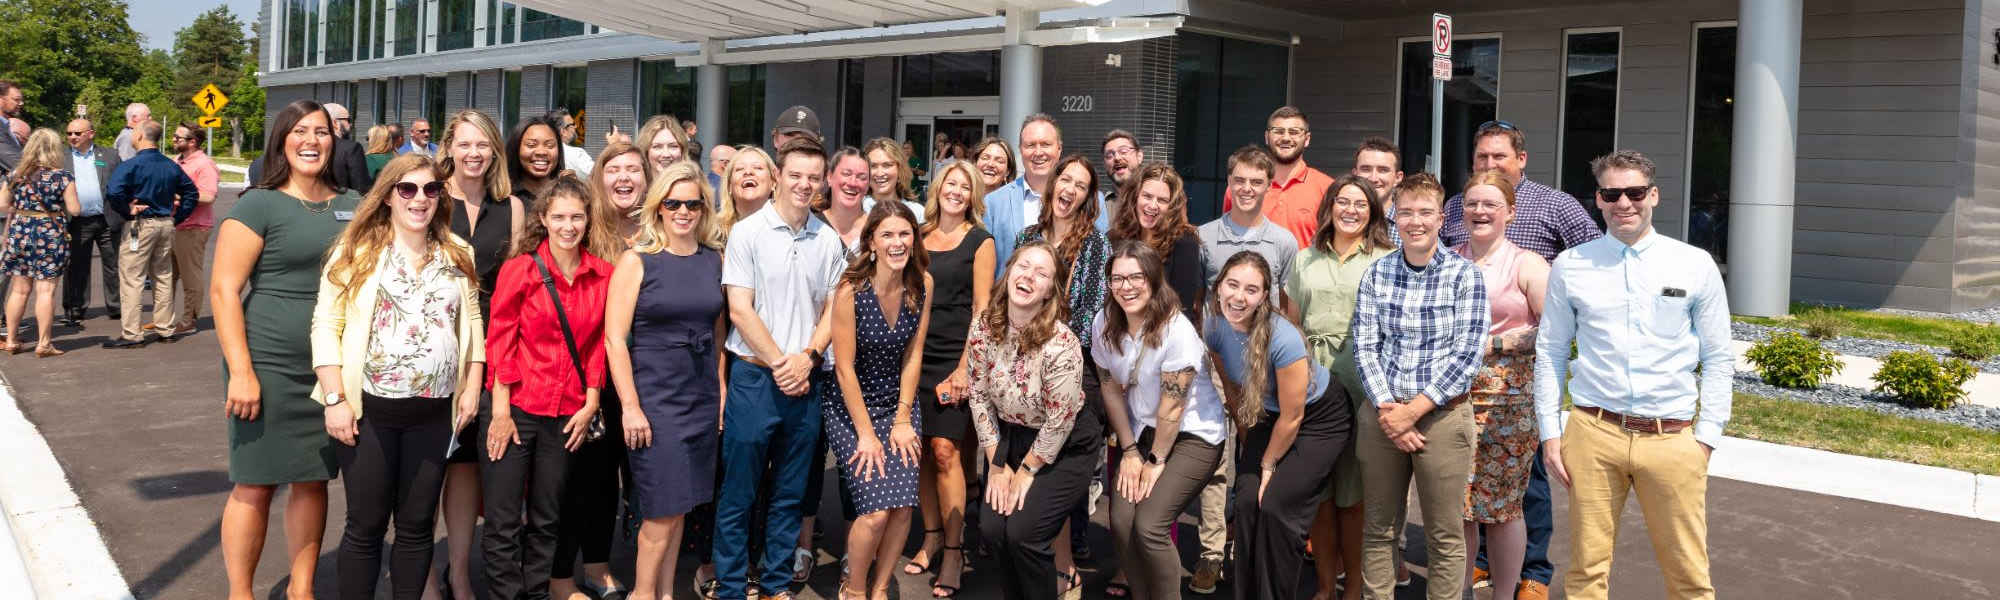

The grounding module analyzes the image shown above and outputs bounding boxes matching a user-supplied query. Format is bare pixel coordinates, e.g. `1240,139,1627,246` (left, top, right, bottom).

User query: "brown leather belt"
12,210,62,218
1580,406,1691,434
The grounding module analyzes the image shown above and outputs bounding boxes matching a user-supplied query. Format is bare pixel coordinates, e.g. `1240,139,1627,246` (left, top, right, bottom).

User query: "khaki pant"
170,226,210,330
1559,408,1714,600
1195,430,1231,562
118,217,175,340
1357,400,1474,600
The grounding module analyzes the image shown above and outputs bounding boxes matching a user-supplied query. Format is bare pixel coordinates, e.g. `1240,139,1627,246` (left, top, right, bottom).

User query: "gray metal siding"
1957,0,2000,310
522,66,551,122
401,76,424,125
446,72,471,115
355,80,378,130
764,61,841,145
586,59,638,157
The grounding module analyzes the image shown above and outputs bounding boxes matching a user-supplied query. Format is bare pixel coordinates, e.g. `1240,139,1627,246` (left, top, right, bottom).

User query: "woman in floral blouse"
309,154,486,600
966,240,1100,600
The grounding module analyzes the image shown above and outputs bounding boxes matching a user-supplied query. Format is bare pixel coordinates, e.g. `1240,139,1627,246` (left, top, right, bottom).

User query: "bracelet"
1260,463,1278,473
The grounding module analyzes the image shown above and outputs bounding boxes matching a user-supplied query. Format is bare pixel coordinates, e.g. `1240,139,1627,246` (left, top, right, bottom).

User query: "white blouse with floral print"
966,319,1085,465
362,246,466,399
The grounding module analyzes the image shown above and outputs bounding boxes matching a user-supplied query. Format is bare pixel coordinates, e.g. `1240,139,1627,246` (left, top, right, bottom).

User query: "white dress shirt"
1533,228,1734,448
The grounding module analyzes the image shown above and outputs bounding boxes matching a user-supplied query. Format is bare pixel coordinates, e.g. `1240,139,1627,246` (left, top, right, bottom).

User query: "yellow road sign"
197,115,223,128
193,84,229,115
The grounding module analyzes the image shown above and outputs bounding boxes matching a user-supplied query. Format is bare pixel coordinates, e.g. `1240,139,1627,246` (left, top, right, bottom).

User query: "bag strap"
531,253,589,394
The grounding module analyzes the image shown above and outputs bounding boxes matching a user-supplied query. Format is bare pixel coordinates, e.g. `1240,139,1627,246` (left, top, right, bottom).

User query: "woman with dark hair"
1093,241,1227,600
481,176,616,600
968,137,1015,192
827,200,933,600
309,154,485,600
215,99,361,600
1107,162,1202,322
967,241,1092,600
1203,251,1352,600
506,116,565,205
1287,173,1394,600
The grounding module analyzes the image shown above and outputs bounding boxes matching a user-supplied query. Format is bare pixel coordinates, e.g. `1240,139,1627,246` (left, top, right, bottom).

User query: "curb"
0,373,137,600
1710,435,2000,523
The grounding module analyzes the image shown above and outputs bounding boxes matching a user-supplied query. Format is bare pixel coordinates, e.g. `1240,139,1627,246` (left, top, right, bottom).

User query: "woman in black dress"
904,161,993,598
607,161,728,600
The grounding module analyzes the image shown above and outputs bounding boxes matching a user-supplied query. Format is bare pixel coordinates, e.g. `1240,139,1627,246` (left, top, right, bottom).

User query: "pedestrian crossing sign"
193,84,229,116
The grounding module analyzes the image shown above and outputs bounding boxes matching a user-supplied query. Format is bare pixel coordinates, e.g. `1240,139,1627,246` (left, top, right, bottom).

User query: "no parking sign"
1432,13,1452,80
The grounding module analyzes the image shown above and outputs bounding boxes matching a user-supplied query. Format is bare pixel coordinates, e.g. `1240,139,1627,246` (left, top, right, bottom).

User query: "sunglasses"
1595,185,1652,203
659,199,703,212
1478,120,1518,132
65,131,90,136
393,181,446,200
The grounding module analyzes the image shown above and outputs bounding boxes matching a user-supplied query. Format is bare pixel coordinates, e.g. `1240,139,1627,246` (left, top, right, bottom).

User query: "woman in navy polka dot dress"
825,200,933,600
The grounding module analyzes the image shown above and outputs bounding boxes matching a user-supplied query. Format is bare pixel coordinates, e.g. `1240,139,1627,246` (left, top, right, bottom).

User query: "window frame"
1390,32,1502,185
1555,26,1624,206
1683,20,1737,242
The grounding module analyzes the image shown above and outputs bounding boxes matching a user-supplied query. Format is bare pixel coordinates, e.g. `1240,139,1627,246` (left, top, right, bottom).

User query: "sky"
129,0,263,52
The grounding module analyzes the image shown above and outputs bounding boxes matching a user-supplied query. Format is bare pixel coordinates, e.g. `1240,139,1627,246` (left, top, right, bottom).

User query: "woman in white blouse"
1091,240,1229,600
966,240,1099,600
309,154,486,600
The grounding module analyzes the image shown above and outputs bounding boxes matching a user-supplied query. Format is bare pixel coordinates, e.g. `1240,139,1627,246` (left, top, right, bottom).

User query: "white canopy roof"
505,0,1102,42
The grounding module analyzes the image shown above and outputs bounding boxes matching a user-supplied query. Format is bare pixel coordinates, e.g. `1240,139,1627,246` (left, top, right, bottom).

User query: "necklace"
299,196,332,214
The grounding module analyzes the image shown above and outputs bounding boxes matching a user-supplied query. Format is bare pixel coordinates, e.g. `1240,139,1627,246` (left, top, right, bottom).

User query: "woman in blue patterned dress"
826,199,932,600
1,128,79,357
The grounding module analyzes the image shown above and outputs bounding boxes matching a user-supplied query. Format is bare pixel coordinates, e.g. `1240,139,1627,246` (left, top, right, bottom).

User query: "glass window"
639,61,696,123
284,0,308,69
307,0,319,66
521,8,584,42
503,70,521,128
426,77,448,133
394,0,419,56
500,2,516,44
841,59,865,148
1398,37,1500,194
727,65,767,147
374,80,391,125
438,0,475,51
371,0,386,59
356,0,375,61
899,51,999,98
1560,30,1620,225
1174,32,1289,224
325,0,354,64
552,66,587,143
1687,25,1735,264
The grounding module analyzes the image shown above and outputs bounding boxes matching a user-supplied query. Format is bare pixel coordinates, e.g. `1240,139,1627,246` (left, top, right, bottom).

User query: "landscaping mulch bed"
1731,321,2000,374
1732,373,2000,432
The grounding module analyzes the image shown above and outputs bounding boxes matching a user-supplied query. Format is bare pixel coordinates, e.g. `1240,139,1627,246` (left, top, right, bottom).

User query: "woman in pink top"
1452,169,1550,600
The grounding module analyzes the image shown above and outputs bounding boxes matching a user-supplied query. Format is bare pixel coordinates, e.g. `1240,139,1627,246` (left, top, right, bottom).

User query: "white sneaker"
793,548,815,583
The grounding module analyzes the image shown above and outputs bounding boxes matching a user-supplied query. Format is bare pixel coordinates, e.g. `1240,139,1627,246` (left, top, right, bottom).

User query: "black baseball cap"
773,105,822,140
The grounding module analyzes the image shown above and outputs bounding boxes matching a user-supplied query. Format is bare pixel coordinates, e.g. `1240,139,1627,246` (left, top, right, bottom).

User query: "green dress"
366,153,394,181
1287,241,1389,507
223,188,362,484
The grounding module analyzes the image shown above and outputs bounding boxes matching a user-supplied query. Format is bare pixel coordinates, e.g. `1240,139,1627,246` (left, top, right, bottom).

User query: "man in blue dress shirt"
982,114,1109,279
102,121,198,348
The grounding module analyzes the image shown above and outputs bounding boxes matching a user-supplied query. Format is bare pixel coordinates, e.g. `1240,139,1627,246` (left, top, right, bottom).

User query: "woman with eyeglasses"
309,154,485,600
606,161,728,600
1106,163,1202,322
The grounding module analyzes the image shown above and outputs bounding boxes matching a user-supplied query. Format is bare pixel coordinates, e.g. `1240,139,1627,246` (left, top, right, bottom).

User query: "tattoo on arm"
1158,368,1194,416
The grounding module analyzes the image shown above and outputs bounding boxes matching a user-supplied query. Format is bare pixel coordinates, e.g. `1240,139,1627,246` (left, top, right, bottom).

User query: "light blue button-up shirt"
1533,229,1734,448
70,147,105,216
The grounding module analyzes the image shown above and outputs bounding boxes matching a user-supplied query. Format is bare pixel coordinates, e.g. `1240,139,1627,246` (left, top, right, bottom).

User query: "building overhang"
504,0,1107,43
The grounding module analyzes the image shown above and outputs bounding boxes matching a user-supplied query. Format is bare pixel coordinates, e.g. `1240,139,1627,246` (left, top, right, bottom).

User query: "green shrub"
1795,310,1847,339
1743,331,1844,389
1943,325,2000,361
1871,351,1977,409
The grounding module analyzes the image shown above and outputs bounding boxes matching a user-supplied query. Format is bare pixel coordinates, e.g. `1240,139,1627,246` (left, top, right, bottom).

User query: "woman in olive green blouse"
1284,173,1394,600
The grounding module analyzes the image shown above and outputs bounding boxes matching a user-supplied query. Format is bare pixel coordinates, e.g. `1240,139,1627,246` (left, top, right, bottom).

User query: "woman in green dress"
365,123,402,181
1283,174,1394,600
213,99,365,600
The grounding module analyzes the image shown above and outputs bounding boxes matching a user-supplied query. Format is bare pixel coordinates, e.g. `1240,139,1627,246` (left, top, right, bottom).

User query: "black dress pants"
1232,385,1353,600
481,407,574,600
334,393,451,600
979,401,1104,600
62,215,119,315
554,401,623,579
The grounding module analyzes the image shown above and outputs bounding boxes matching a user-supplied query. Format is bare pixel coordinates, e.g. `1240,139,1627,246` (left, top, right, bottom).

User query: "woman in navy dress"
606,161,728,600
1,128,78,357
826,199,932,600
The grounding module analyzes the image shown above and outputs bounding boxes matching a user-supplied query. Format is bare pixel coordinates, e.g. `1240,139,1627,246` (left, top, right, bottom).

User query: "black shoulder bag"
531,253,607,442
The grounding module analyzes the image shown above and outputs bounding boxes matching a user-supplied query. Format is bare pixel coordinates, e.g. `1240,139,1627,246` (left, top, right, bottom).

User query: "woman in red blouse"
478,175,617,599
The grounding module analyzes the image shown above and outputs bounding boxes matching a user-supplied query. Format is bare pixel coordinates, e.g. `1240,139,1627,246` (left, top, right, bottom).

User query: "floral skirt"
1463,346,1537,524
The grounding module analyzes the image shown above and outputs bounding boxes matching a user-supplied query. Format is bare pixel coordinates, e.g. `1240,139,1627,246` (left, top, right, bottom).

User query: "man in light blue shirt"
1533,149,1730,600
60,118,124,325
983,113,1109,278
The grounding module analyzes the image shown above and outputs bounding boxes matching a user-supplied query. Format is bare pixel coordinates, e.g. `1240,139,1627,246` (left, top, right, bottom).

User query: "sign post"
191,83,231,156
1429,13,1452,176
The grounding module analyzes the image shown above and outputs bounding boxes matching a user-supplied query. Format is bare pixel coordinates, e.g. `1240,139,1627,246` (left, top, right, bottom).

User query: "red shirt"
485,240,615,417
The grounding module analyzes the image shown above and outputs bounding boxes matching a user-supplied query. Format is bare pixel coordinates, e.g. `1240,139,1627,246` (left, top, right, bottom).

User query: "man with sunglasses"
1534,150,1729,600
399,117,438,156
60,117,123,327
1446,121,1600,600
165,122,218,340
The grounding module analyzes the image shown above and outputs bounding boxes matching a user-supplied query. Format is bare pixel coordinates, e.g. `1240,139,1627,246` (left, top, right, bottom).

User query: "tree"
0,0,145,130
225,60,265,156
171,5,246,114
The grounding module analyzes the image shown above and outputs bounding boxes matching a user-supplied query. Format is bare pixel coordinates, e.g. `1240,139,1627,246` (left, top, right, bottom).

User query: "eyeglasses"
1266,127,1308,137
1477,120,1518,132
171,135,193,141
412,128,430,135
1595,186,1653,203
660,199,703,212
393,181,445,199
65,130,90,137
1104,146,1138,159
1107,273,1147,289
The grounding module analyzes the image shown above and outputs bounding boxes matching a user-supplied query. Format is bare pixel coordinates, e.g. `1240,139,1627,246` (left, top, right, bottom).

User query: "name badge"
333,210,355,221
93,160,105,168
1662,287,1687,298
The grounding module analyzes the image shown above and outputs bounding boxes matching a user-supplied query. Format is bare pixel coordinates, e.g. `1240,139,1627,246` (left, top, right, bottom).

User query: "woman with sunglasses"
606,161,728,600
310,154,485,600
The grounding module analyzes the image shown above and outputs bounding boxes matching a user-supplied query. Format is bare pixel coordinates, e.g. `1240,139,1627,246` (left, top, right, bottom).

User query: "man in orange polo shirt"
1233,106,1333,247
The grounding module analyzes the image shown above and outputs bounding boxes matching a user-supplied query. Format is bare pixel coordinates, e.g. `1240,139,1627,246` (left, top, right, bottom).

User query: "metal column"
695,55,725,155
1725,0,1802,317
999,9,1041,151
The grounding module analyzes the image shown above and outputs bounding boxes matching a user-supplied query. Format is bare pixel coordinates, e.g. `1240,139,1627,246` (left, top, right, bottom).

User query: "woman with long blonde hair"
1,128,80,356
365,124,401,180
712,145,774,246
862,137,925,223
309,154,484,600
635,115,694,177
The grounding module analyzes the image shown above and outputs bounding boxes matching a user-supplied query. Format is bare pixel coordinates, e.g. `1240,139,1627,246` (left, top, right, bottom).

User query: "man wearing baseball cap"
771,105,822,153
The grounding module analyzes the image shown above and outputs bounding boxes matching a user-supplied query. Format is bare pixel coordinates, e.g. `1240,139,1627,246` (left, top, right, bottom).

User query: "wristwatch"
324,392,346,407
1023,461,1043,476
806,348,824,368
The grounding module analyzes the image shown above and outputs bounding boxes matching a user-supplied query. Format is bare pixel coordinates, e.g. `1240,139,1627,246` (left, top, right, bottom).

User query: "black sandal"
1104,578,1130,598
929,545,965,598
903,528,944,575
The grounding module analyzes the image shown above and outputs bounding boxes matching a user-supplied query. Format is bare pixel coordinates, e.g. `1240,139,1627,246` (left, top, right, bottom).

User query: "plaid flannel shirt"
1352,247,1489,408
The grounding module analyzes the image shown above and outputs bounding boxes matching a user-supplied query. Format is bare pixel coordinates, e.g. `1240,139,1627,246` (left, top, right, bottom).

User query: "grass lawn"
1734,302,1988,348
212,156,252,169
1729,392,2000,476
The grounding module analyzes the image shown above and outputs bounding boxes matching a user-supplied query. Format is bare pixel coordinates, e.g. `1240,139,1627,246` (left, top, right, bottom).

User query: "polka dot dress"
823,283,923,515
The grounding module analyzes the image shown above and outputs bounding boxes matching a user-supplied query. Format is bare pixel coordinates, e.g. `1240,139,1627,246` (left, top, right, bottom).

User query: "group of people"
199,92,1730,600
0,91,220,357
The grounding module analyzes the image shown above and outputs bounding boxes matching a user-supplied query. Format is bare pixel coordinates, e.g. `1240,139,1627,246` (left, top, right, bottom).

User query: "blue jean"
1475,446,1554,584
714,359,822,599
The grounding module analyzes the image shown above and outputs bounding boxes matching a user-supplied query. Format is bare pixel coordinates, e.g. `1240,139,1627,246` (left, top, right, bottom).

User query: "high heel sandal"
929,545,965,599
903,528,944,575
34,345,62,358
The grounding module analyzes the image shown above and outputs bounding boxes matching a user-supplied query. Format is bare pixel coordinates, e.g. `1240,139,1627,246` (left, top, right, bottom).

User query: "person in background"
590,140,649,245
637,115,694,177
364,125,401,180
0,128,79,356
1352,172,1488,600
969,136,1015,195
310,154,485,600
399,118,438,156
1258,107,1332,248
552,109,595,177
215,99,361,600
115,102,149,160
983,114,1109,278
712,146,775,244
707,144,736,191
824,146,872,247
0,82,29,171
1197,146,1296,308
606,161,726,600
1100,130,1145,219
507,115,566,205
481,176,614,600
930,133,958,184
1453,169,1551,600
681,119,704,165
1287,174,1395,600
102,120,198,349
863,137,927,223
771,105,823,154
1537,150,1731,600
903,161,992,599
59,117,122,327
166,122,219,339
323,104,375,192
1350,137,1404,248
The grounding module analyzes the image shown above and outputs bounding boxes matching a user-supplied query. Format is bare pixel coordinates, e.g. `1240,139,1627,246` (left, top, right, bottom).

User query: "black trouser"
980,400,1104,600
1064,366,1105,553
481,407,573,600
554,401,623,579
1232,385,1353,600
62,215,119,316
334,393,451,600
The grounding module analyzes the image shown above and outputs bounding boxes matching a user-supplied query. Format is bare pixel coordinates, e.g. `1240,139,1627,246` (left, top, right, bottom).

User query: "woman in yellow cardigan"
309,153,487,600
